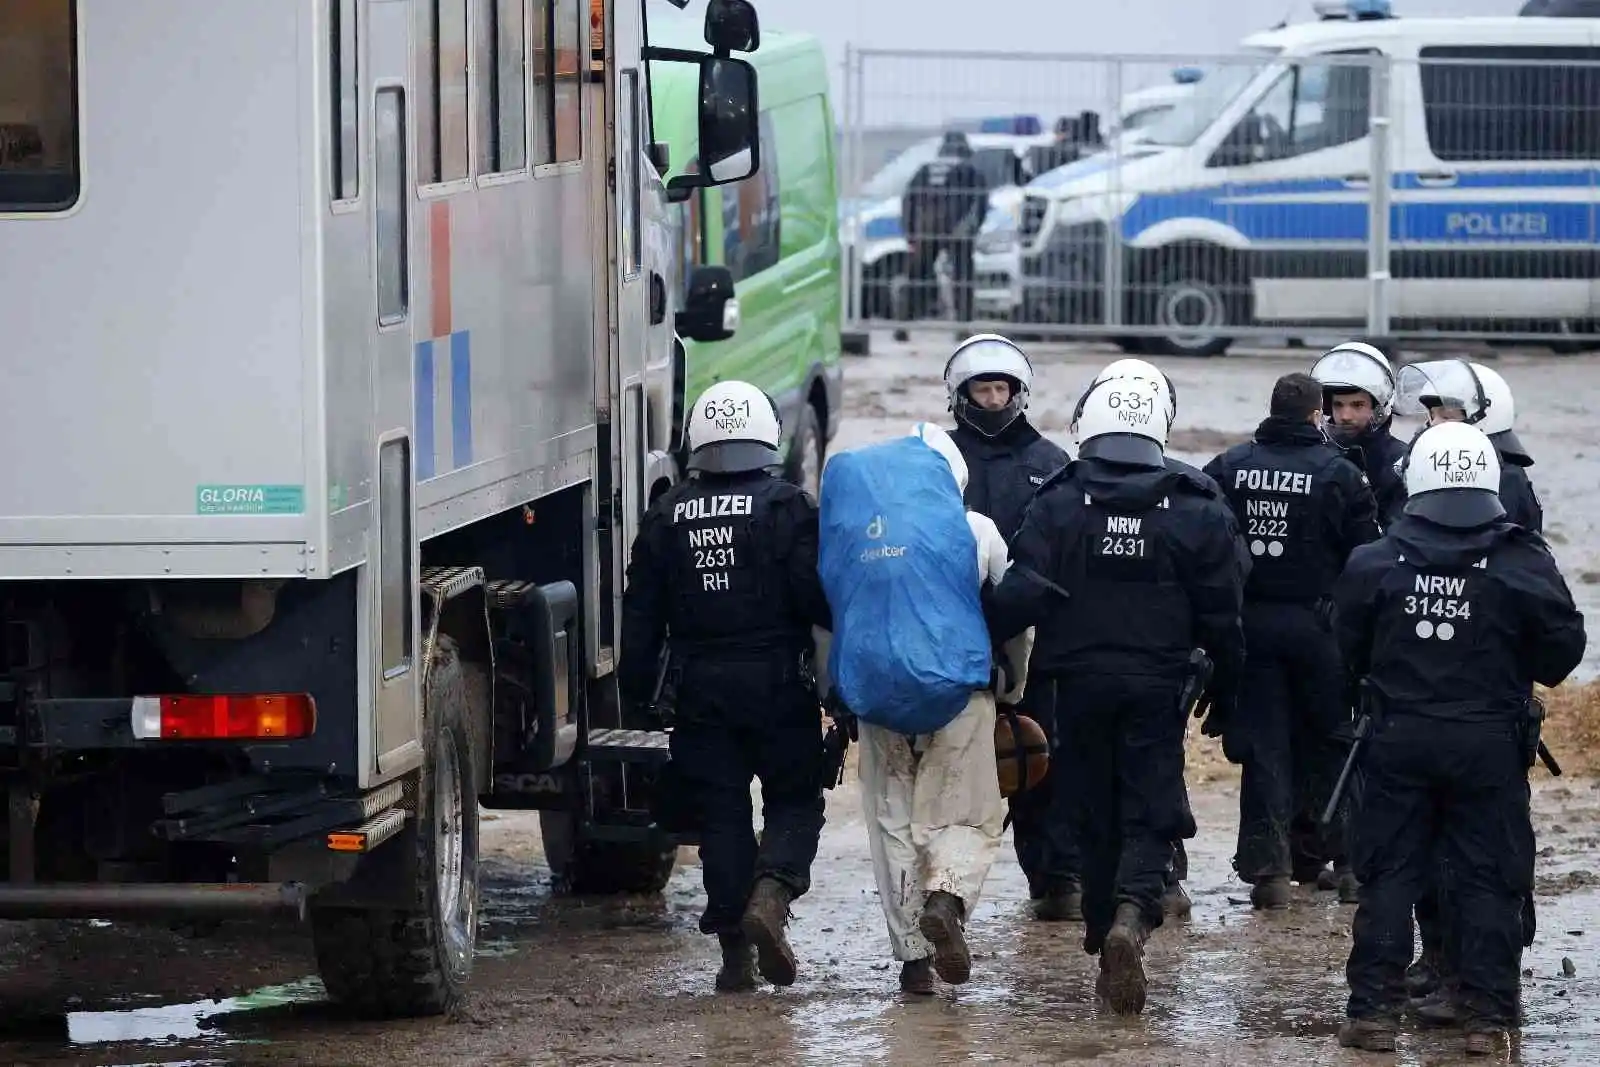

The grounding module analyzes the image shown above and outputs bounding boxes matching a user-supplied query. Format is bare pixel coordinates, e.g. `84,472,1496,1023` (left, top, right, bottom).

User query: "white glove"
997,627,1034,705
967,511,1011,586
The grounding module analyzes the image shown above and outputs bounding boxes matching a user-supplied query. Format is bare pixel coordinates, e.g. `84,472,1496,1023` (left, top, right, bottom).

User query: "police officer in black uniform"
1311,340,1409,527
940,333,1075,911
1332,421,1585,1056
901,131,990,322
619,380,832,993
1389,359,1545,1020
985,376,1247,1016
1202,373,1381,909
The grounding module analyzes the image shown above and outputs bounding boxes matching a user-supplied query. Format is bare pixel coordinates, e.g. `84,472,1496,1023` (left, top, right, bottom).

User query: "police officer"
1390,359,1544,1019
1395,359,1542,531
901,131,990,322
619,380,833,993
1074,356,1239,919
1332,421,1586,1056
1202,373,1381,909
985,376,1247,1015
1310,341,1408,526
941,333,1076,915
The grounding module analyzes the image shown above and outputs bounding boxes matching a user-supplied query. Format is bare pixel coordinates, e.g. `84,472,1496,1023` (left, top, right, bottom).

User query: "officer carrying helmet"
619,381,833,993
1331,421,1586,1056
1202,373,1380,908
942,334,1074,914
985,375,1246,1017
901,130,990,323
1310,341,1408,525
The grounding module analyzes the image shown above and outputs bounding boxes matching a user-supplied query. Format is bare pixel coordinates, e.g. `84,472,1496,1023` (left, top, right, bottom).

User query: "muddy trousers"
1044,671,1187,954
1346,716,1531,1028
1226,602,1349,882
858,691,1005,962
1008,684,1081,895
669,713,826,937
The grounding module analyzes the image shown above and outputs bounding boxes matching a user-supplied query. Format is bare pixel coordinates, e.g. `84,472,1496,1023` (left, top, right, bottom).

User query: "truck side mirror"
704,0,760,53
667,56,759,196
676,265,739,342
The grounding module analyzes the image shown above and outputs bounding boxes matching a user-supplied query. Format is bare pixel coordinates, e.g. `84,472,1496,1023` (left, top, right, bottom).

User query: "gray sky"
661,0,1523,124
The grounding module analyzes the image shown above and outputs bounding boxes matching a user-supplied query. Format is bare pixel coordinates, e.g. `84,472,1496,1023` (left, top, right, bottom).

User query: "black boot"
1033,879,1083,922
1251,875,1292,910
740,878,798,987
899,957,935,995
1101,902,1148,1015
715,933,758,992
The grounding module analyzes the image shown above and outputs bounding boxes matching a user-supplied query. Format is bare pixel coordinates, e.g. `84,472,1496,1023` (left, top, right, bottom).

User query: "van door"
1396,43,1599,327
1204,50,1380,325
711,111,786,418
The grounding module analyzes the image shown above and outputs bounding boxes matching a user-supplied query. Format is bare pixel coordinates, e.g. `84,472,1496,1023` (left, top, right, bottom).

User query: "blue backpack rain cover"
819,435,992,735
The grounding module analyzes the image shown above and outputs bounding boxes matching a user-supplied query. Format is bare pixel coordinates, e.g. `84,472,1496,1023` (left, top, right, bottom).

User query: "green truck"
652,25,843,495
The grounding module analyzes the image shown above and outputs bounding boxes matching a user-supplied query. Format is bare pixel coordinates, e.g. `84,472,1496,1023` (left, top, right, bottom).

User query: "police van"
1012,0,1600,356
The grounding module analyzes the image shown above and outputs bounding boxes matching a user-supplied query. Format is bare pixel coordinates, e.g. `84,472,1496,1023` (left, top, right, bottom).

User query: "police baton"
1321,680,1374,827
1539,740,1563,778
1179,648,1213,720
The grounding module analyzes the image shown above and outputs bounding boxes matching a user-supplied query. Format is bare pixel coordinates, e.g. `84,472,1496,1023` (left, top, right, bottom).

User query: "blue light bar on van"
1312,0,1394,19
978,115,1042,135
1172,66,1204,84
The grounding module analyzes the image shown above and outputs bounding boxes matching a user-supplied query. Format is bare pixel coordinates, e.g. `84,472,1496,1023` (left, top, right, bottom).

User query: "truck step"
326,807,408,853
586,728,671,763
420,565,485,602
485,578,542,610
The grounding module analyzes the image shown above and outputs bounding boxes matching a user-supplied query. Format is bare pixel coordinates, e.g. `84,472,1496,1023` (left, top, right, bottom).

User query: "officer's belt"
1381,699,1527,724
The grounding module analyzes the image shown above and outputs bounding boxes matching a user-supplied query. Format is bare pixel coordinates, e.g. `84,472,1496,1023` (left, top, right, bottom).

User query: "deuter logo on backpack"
860,515,906,561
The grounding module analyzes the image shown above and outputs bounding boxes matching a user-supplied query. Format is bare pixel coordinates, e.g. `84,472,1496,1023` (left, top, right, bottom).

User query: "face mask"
956,394,1023,437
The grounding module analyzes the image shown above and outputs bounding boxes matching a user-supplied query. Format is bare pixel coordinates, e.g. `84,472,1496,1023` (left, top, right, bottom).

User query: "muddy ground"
2,335,1599,1066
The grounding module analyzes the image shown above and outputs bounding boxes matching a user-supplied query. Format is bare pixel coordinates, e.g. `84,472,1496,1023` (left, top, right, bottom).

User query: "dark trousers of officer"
905,237,975,321
1347,716,1532,1028
669,656,826,936
1043,671,1186,952
1009,682,1081,896
1227,601,1348,882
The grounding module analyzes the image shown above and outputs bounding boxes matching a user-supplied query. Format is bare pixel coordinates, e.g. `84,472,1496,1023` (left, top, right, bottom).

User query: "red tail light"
131,694,317,740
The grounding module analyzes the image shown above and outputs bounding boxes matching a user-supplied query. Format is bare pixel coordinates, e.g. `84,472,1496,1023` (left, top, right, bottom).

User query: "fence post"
1366,53,1392,337
1104,56,1124,330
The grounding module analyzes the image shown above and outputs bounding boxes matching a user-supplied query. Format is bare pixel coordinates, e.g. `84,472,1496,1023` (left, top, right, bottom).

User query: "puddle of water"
65,976,323,1046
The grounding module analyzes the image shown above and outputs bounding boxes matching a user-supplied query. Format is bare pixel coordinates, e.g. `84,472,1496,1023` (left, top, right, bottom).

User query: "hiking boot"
899,957,935,995
1034,884,1083,922
1316,866,1339,891
1464,1028,1510,1056
714,933,758,992
1412,988,1461,1028
1338,1019,1398,1052
1406,949,1442,998
1336,865,1361,905
1100,902,1148,1016
918,891,972,985
1162,880,1193,918
740,878,798,987
1251,875,1292,910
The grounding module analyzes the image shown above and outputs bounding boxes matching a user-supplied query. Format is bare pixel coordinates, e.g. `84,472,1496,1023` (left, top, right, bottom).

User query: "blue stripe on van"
414,340,436,481
450,330,473,470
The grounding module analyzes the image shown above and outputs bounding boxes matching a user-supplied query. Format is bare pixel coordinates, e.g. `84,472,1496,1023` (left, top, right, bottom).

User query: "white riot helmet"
1395,358,1527,459
1403,421,1504,528
1073,357,1178,430
685,380,782,474
1310,341,1397,424
1471,363,1528,459
1074,376,1169,468
943,333,1034,438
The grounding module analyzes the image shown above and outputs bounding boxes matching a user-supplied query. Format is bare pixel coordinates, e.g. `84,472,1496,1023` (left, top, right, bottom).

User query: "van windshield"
1139,57,1274,148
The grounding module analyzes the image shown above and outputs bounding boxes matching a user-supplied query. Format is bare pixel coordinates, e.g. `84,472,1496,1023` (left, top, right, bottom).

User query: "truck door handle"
1415,171,1458,187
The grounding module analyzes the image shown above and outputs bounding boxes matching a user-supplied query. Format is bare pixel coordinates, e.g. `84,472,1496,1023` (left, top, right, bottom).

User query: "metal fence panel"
838,47,1600,353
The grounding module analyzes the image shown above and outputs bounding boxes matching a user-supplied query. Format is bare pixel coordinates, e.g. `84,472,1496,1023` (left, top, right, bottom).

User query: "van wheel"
1143,254,1239,358
786,402,825,498
310,635,480,1018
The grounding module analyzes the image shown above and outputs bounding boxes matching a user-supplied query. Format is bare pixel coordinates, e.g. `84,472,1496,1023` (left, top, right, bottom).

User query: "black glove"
1194,671,1238,739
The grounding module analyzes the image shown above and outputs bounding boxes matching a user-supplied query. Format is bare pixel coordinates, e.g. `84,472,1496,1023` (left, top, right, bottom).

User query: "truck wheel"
785,402,825,499
538,809,676,895
311,635,480,1018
